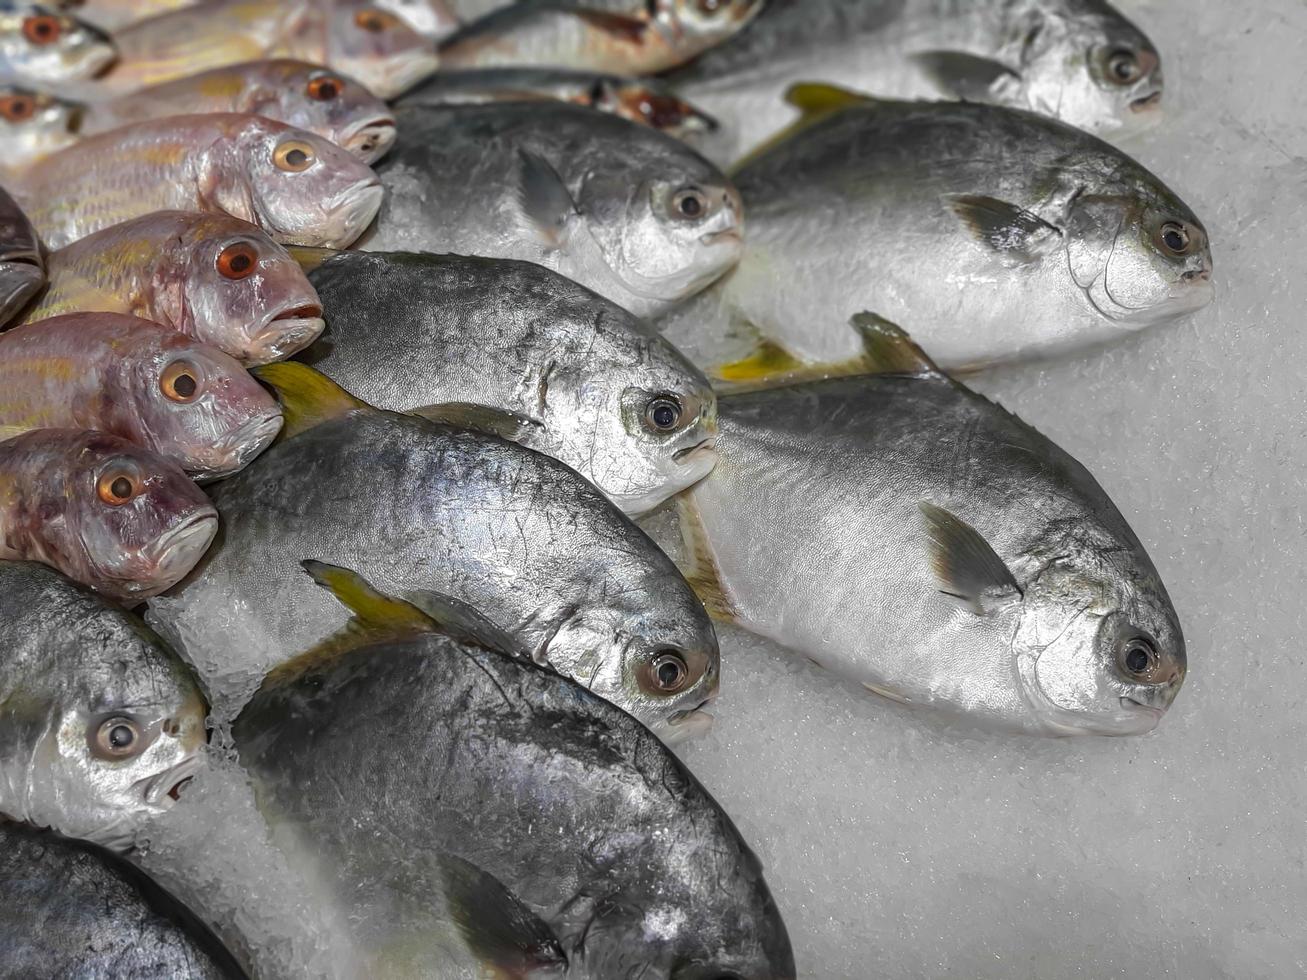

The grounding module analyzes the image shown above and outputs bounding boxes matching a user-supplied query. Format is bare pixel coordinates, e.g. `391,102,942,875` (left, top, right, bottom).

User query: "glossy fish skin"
0,430,218,602
10,113,383,250
367,102,743,319
665,98,1212,371
0,823,239,978
0,185,42,327
101,0,439,99
0,313,283,480
23,211,325,365
397,66,718,141
234,623,794,978
680,361,1186,736
0,82,81,171
304,249,718,514
0,561,207,849
85,60,398,164
0,1,114,85
669,0,1163,163
439,0,764,75
148,407,719,738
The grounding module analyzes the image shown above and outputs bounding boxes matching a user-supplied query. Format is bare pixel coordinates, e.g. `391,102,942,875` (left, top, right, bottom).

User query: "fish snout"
251,303,326,363
327,179,385,247
341,117,398,163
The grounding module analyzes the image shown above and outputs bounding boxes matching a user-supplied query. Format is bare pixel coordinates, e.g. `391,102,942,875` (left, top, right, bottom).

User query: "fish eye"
696,0,727,13
161,359,202,402
672,187,708,220
216,241,258,279
22,15,63,45
649,650,690,693
0,95,35,122
90,716,144,759
639,94,687,129
307,74,344,101
97,465,141,505
1106,48,1143,85
273,139,317,172
644,395,684,432
354,8,399,31
1158,221,1191,255
1118,636,1158,678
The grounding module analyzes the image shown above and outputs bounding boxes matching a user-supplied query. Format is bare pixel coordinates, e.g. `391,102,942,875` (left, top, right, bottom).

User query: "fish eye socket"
161,360,201,402
90,716,144,759
644,395,684,432
22,15,63,45
273,139,316,172
307,75,343,101
649,650,690,693
696,0,727,14
1158,221,1191,255
354,8,398,31
672,187,708,220
1118,636,1158,678
1106,48,1143,84
216,241,258,279
97,467,140,505
0,95,35,122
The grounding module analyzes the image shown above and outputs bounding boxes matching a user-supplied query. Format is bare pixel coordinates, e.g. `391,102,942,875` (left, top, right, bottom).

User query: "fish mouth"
673,437,717,464
252,303,326,363
701,228,742,248
326,180,385,246
0,260,45,314
192,412,283,481
148,514,219,576
340,116,398,163
139,754,205,808
662,706,715,744
1130,90,1163,112
1114,697,1166,734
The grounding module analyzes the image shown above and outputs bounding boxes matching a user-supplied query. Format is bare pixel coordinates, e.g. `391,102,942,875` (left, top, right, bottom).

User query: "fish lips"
137,753,206,809
143,513,220,588
324,180,384,248
190,412,284,482
339,116,398,164
250,302,326,364
0,260,45,321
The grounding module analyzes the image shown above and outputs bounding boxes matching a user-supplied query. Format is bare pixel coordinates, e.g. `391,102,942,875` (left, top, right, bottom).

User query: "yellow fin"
285,245,337,274
730,82,875,174
249,362,369,439
675,495,738,623
712,338,807,384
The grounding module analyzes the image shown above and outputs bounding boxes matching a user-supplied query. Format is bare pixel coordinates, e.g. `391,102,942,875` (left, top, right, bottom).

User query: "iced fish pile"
0,0,1214,975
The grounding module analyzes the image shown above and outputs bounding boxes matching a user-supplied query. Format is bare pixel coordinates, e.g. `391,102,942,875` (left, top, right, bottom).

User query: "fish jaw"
139,512,219,595
0,260,44,323
338,115,398,163
247,303,326,366
317,179,384,248
189,410,283,482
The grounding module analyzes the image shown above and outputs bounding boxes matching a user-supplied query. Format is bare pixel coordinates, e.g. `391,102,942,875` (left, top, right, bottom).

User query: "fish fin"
918,502,1022,616
572,8,649,42
676,495,738,623
249,362,370,438
410,403,542,443
730,82,874,174
850,313,945,378
516,148,577,250
909,50,1020,101
285,245,337,273
440,853,567,978
946,194,1061,264
863,681,913,705
712,338,808,384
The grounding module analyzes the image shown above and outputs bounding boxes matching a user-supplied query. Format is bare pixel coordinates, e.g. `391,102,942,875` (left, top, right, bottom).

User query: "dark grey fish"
0,184,42,327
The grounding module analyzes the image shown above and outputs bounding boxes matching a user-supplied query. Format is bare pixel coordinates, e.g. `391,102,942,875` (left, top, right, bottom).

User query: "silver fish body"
663,98,1212,373
669,0,1164,164
679,357,1186,736
234,619,795,978
365,102,742,319
0,184,41,327
302,249,718,515
0,82,81,171
0,1,114,85
148,407,719,736
0,560,207,848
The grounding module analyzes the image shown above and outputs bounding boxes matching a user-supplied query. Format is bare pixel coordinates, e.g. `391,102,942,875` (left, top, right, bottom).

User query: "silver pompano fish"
0,1,114,84
669,0,1163,164
0,313,283,480
232,565,794,979
0,429,218,601
83,60,398,164
0,82,81,171
664,93,1212,375
0,561,207,849
0,823,239,978
22,211,325,366
0,185,41,327
676,319,1186,736
366,102,742,319
148,370,719,737
9,113,382,249
300,248,718,515
397,66,718,141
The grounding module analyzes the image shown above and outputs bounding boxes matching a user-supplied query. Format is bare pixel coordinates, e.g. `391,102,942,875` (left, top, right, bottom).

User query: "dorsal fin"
730,82,875,174
250,362,370,438
850,313,945,378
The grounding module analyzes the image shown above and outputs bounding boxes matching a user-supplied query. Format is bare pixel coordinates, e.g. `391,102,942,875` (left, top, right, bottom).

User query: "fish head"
0,2,114,83
1063,190,1213,326
1012,0,1162,134
0,83,82,166
370,0,458,41
53,433,219,601
654,0,766,53
116,328,283,480
322,0,439,99
172,215,325,364
1013,526,1186,736
602,79,719,139
237,119,384,248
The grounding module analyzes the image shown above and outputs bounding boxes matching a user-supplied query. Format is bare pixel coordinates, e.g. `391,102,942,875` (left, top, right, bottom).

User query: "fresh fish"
0,82,81,171
398,66,718,140
439,0,764,75
0,185,42,327
9,113,382,250
233,562,795,979
668,0,1165,164
0,430,218,601
0,313,282,480
676,318,1186,736
99,0,439,99
373,0,457,40
663,91,1213,376
0,822,240,978
365,102,742,319
50,0,195,31
147,365,719,737
0,1,114,85
299,248,718,514
84,59,398,164
21,211,325,365
0,560,208,848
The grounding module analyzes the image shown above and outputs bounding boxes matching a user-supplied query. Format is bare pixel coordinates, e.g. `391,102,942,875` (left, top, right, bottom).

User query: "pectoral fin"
947,194,1061,264
910,50,1020,101
676,496,738,623
516,148,578,249
411,402,542,444
918,502,1022,615
250,362,370,438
